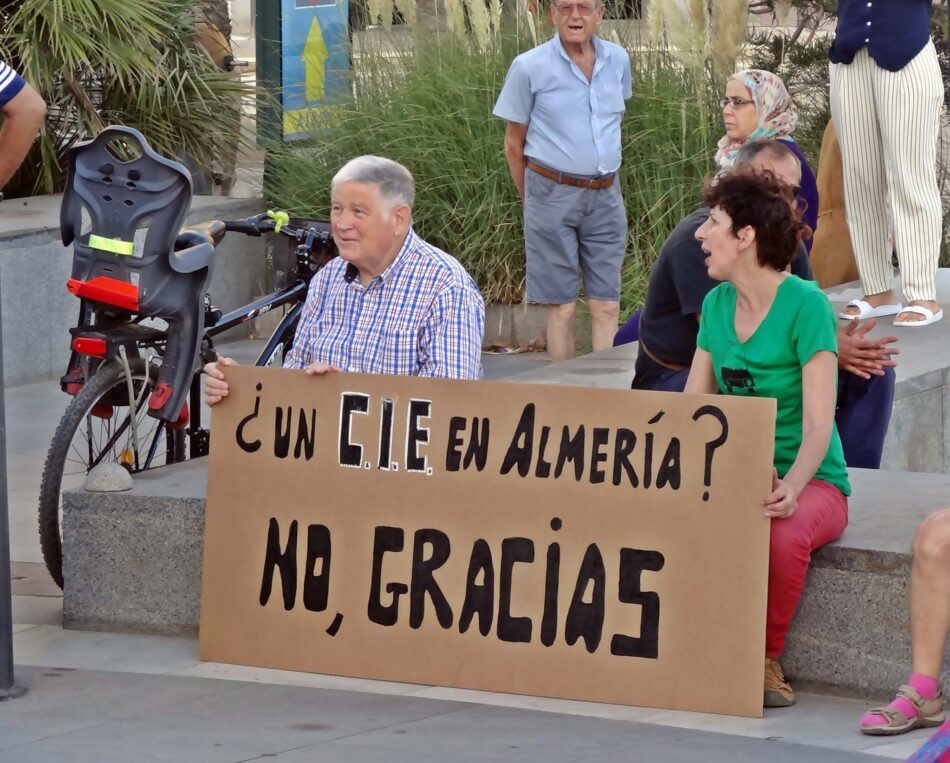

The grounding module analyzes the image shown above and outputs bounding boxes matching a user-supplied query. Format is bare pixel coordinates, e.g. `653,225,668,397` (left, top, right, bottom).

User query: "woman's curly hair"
702,170,812,271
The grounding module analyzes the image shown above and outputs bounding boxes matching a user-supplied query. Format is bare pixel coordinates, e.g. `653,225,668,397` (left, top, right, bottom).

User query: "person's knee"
588,300,620,322
548,302,577,324
769,518,811,564
914,508,950,566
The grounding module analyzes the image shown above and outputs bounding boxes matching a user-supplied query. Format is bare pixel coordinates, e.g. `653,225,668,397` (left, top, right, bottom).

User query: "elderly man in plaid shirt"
204,156,485,402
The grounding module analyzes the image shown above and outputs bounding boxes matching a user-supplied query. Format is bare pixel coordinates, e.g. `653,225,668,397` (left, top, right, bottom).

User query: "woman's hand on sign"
762,468,798,518
203,356,239,406
304,362,343,376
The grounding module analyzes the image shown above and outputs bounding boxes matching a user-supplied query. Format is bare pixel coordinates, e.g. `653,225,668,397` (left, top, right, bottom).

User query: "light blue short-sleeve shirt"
493,34,632,177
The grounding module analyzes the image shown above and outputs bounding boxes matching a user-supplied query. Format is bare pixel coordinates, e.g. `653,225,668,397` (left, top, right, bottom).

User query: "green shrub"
1,0,247,197
267,30,720,313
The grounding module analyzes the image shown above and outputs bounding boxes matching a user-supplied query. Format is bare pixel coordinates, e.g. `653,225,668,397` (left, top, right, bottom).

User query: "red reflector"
67,276,139,312
91,403,114,420
72,337,107,357
168,402,189,430
148,383,173,410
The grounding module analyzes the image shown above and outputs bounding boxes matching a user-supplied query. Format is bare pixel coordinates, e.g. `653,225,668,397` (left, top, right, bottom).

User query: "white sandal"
839,299,903,321
893,305,944,327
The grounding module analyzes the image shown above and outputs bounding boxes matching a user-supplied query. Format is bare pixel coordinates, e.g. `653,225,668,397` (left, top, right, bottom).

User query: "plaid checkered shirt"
284,229,484,379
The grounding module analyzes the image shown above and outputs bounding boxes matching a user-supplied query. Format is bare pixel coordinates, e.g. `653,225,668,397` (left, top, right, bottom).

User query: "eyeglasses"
720,97,755,109
555,2,596,15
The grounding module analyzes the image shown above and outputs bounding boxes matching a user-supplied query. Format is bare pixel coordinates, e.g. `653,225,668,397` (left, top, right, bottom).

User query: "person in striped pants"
830,1,944,327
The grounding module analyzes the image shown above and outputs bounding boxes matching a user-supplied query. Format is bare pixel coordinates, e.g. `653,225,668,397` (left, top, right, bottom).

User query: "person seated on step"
204,155,485,404
632,140,898,470
684,169,850,709
859,508,949,749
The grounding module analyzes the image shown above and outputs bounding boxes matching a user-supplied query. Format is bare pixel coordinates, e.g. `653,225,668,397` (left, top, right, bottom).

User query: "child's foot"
861,678,944,736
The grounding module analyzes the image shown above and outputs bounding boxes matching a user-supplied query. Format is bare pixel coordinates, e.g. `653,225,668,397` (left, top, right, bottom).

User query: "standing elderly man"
204,156,485,402
493,0,632,362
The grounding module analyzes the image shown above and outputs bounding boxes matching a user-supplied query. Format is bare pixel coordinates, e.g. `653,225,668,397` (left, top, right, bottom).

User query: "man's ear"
392,204,412,236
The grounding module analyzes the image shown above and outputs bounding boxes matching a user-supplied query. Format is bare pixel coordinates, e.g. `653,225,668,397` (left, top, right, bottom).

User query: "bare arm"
763,350,837,517
0,82,45,188
684,348,719,395
503,120,529,201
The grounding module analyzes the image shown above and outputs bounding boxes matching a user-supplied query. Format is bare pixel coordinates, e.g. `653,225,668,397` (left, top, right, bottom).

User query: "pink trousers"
766,478,849,658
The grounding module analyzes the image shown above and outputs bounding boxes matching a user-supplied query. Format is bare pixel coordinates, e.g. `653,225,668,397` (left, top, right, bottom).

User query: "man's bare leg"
546,302,577,362
589,299,620,353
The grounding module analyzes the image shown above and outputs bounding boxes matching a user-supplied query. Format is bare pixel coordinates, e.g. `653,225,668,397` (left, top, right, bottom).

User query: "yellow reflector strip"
88,234,134,256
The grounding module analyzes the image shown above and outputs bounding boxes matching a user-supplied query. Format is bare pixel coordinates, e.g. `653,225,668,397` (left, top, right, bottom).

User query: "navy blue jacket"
829,0,932,72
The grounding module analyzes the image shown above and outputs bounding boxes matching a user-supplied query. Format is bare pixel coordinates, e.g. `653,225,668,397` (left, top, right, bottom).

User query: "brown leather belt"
526,160,616,190
639,339,690,373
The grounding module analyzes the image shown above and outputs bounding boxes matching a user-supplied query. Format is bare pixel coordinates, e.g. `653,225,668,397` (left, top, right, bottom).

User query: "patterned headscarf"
715,69,799,170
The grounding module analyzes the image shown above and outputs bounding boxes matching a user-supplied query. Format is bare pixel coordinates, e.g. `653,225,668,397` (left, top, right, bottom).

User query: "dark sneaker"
764,658,796,708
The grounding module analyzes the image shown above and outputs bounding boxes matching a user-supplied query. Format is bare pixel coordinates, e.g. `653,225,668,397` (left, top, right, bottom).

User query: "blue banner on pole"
281,0,350,141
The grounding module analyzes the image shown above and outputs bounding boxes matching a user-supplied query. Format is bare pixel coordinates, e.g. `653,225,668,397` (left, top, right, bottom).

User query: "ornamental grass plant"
0,0,248,197
267,21,721,314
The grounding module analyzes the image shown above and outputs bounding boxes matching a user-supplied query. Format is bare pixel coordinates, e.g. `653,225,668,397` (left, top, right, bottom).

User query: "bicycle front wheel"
37,358,185,588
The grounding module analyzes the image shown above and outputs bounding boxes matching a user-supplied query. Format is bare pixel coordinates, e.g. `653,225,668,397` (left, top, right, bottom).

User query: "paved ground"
2,339,940,761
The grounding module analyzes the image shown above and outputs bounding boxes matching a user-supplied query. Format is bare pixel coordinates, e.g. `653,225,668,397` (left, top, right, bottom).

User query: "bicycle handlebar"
221,211,334,252
223,213,273,237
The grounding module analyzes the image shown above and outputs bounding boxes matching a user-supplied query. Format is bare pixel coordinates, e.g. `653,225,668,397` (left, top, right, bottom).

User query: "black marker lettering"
498,537,534,643
235,383,263,453
565,543,605,653
339,393,369,468
610,549,665,659
259,518,297,610
302,524,331,612
459,539,494,636
367,526,407,626
409,529,453,628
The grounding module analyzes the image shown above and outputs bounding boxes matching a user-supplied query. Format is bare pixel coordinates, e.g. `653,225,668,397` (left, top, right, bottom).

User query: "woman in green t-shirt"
684,171,850,710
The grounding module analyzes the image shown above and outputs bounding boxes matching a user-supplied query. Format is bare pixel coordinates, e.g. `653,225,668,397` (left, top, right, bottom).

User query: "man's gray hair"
331,155,415,211
733,139,799,170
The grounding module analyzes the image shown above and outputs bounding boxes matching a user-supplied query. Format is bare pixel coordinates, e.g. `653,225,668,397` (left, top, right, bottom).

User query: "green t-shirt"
697,276,851,496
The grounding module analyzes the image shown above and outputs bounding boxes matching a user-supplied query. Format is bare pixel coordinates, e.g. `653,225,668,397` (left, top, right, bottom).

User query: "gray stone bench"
63,456,950,700
61,317,950,700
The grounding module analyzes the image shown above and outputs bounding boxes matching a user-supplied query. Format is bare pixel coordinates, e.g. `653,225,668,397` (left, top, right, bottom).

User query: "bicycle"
37,126,337,589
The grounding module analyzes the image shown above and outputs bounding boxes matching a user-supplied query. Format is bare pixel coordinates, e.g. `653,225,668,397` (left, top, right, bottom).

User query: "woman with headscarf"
717,69,818,248
613,70,817,347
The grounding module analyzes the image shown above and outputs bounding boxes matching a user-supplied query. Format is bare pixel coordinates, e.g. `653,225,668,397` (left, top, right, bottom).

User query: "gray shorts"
523,167,628,304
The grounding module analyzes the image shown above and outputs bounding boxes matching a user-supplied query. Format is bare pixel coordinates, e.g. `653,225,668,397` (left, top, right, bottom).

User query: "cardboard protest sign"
199,367,776,717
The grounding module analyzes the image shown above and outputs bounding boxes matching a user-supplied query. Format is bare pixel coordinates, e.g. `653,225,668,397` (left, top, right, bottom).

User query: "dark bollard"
0,312,26,700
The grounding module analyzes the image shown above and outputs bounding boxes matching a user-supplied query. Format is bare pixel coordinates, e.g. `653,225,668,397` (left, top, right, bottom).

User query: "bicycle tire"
37,358,184,588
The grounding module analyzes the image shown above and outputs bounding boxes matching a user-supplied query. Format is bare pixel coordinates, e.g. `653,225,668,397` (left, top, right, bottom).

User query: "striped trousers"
829,42,943,303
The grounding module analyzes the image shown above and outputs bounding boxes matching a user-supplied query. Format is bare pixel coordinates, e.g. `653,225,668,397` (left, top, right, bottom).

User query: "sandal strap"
866,706,910,726
896,685,944,715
